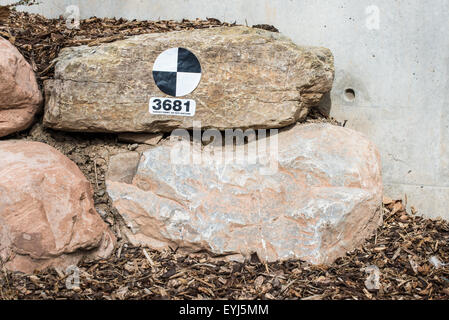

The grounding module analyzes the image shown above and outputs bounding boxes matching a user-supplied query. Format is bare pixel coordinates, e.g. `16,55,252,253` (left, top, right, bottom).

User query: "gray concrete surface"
3,0,449,219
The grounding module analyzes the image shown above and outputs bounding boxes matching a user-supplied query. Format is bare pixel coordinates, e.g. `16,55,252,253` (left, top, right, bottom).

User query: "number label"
149,97,196,117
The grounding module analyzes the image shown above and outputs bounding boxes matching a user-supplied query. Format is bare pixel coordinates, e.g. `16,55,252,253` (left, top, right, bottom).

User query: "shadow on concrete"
317,92,332,117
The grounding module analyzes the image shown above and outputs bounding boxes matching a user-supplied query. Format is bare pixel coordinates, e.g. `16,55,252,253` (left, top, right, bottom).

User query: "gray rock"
106,123,383,264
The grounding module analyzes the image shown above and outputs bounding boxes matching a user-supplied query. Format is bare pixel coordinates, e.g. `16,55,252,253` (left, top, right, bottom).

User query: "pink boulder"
0,140,115,273
0,37,42,137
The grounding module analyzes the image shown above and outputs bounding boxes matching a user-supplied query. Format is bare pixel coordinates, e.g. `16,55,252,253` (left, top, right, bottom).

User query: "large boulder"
0,140,115,273
0,37,42,137
43,26,334,133
106,123,383,265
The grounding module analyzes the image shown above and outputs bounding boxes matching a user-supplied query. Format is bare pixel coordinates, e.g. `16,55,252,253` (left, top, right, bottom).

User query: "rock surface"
106,151,141,184
118,133,163,145
0,37,42,137
106,123,383,265
44,26,334,133
0,140,115,273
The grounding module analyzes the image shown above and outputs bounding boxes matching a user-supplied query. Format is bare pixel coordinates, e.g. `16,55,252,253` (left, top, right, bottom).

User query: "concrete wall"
5,0,449,219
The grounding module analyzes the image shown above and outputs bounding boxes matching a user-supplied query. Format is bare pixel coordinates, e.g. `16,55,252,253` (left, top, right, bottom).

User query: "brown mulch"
1,198,449,300
0,10,237,87
252,24,279,33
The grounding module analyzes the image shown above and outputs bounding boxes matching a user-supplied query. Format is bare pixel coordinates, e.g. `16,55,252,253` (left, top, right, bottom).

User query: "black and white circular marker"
152,47,202,97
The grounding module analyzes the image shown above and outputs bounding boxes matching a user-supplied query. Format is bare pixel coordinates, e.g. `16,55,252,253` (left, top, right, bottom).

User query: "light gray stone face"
43,26,334,133
106,123,383,265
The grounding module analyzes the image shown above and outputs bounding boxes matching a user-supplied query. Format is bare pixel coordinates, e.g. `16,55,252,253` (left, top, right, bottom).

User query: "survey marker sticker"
149,97,196,117
152,47,202,97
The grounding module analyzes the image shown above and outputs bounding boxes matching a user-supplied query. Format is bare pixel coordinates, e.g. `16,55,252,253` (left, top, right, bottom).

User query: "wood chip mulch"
1,198,449,300
0,9,237,87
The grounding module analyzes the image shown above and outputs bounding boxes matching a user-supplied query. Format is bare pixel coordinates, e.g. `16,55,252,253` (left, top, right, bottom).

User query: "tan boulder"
43,26,334,133
0,140,115,273
106,123,383,265
0,37,42,137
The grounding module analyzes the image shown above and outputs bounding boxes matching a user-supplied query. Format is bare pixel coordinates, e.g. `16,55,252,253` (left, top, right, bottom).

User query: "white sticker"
149,97,196,117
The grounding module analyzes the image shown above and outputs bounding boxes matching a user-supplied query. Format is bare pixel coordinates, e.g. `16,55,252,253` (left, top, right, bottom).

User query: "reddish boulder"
0,37,42,137
0,140,115,273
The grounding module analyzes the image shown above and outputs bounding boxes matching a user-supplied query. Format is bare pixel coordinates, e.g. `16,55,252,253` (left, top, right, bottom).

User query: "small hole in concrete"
344,88,356,101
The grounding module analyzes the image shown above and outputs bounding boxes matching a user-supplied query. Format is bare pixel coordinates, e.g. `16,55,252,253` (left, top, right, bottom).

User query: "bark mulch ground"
1,198,449,300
